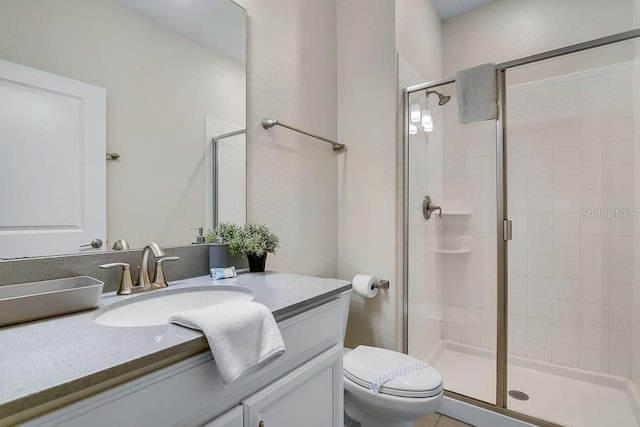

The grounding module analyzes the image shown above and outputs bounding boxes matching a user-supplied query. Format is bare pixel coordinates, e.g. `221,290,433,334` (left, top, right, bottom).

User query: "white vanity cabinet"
242,345,343,427
203,406,243,427
25,297,344,427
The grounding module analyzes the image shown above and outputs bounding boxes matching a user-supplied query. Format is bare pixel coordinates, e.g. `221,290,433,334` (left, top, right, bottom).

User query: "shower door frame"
402,28,640,427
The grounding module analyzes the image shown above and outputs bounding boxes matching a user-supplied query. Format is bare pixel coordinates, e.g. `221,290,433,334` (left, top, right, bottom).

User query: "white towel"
455,63,497,124
169,300,285,384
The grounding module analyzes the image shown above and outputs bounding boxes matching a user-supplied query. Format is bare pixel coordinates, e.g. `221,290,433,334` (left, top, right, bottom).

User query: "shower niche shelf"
441,212,470,217
434,249,471,254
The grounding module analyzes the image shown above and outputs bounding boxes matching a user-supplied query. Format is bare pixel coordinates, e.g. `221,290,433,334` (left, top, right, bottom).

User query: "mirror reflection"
0,0,247,259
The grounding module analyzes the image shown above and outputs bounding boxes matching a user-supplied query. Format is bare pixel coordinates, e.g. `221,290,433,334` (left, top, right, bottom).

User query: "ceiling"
114,0,246,64
432,0,497,20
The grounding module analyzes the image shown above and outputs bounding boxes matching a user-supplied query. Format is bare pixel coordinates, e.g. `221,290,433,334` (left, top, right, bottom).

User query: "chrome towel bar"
261,119,346,152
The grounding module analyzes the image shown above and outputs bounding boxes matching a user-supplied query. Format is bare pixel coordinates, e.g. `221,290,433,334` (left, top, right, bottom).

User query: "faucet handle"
423,195,443,220
152,256,180,288
100,262,135,295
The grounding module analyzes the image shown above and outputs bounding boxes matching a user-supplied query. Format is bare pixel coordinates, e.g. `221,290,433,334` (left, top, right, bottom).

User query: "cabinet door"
242,344,343,427
203,406,243,427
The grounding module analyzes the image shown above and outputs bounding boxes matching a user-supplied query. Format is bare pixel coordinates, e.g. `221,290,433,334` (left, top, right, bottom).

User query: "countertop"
0,272,351,421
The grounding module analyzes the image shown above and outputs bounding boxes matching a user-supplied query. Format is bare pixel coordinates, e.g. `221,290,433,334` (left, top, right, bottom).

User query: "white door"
0,59,106,259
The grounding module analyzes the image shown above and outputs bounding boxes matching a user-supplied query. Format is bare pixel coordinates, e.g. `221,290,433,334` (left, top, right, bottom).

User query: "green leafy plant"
239,223,279,257
205,222,238,243
206,222,279,257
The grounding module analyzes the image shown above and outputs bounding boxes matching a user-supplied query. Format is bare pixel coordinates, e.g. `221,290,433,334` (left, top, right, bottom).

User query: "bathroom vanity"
0,273,351,427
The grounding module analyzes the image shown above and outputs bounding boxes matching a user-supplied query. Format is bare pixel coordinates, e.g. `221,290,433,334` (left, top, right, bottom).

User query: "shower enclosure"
403,29,640,427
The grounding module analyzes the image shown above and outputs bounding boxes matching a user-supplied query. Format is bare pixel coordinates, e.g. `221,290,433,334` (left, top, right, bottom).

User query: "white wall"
245,0,338,277
0,0,245,250
443,0,634,76
337,0,398,349
337,0,443,351
396,0,443,81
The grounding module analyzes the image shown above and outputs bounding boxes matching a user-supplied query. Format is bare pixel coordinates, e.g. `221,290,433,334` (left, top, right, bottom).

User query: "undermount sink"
93,285,256,327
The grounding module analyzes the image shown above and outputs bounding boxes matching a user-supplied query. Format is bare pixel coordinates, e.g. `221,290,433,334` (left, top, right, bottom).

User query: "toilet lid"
343,346,443,398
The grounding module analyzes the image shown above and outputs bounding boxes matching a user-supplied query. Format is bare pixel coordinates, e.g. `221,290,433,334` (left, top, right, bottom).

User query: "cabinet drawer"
203,406,242,427
28,298,343,427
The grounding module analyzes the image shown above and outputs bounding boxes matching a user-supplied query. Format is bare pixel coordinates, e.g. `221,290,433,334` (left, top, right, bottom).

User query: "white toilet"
340,291,443,427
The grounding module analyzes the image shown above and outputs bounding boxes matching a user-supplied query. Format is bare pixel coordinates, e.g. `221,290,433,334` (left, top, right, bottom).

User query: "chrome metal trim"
211,129,246,141
402,89,410,354
405,76,455,94
503,219,513,241
423,195,442,220
372,279,390,290
496,28,640,71
79,239,103,249
212,138,218,228
99,262,135,295
406,29,640,97
444,391,562,427
137,242,166,288
211,128,246,228
495,69,508,409
261,119,345,151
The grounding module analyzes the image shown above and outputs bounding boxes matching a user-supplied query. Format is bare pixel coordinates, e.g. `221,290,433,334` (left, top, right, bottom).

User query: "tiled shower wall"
440,99,498,351
438,62,635,378
505,63,634,377
403,58,444,360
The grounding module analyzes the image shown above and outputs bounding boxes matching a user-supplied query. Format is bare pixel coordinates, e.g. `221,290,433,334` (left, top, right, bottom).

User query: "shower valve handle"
423,195,442,220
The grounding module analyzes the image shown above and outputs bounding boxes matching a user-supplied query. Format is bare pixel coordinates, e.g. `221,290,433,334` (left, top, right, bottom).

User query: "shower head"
426,90,451,106
437,93,451,105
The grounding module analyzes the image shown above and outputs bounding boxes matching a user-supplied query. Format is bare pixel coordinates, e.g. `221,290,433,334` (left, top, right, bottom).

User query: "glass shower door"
406,82,498,404
504,40,639,427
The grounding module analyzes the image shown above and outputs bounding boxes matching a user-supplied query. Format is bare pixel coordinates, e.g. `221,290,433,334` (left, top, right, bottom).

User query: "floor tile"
415,413,473,427
415,412,440,427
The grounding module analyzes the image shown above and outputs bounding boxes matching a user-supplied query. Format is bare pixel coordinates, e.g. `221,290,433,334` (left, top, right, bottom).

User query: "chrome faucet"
137,242,166,289
100,243,179,295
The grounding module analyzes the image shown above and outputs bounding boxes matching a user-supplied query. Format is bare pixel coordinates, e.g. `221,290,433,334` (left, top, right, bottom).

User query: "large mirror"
0,0,246,259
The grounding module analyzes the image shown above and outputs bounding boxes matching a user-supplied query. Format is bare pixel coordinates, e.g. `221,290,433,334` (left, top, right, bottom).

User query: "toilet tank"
339,289,352,341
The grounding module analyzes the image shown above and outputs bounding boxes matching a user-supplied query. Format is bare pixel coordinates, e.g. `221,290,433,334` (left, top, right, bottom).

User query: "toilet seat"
343,346,443,398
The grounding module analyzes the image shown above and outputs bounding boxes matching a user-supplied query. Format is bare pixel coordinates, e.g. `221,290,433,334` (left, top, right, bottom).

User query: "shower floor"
429,341,639,427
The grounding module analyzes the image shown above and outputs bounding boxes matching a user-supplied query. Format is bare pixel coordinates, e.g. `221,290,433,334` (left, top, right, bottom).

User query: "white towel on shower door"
455,63,497,124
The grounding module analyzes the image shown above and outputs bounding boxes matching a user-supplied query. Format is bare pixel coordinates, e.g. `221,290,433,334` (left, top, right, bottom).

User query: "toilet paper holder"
372,279,390,290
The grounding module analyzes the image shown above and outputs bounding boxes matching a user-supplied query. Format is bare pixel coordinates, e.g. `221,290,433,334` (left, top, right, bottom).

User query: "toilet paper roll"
352,274,379,298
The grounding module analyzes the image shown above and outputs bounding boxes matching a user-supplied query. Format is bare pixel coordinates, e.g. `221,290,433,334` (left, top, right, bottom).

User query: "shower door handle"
423,196,442,220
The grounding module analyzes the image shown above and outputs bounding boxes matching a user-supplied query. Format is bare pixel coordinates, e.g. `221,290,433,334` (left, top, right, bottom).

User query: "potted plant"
209,222,279,272
204,223,240,269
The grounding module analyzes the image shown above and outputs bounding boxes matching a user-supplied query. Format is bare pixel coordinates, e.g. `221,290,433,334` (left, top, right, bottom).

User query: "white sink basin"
93,286,256,327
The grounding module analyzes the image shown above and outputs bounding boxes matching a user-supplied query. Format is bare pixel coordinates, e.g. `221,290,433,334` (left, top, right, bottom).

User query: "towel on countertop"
169,300,285,384
455,63,497,124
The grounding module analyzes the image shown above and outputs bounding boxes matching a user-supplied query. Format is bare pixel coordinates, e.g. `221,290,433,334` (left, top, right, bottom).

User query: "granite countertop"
0,272,351,420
